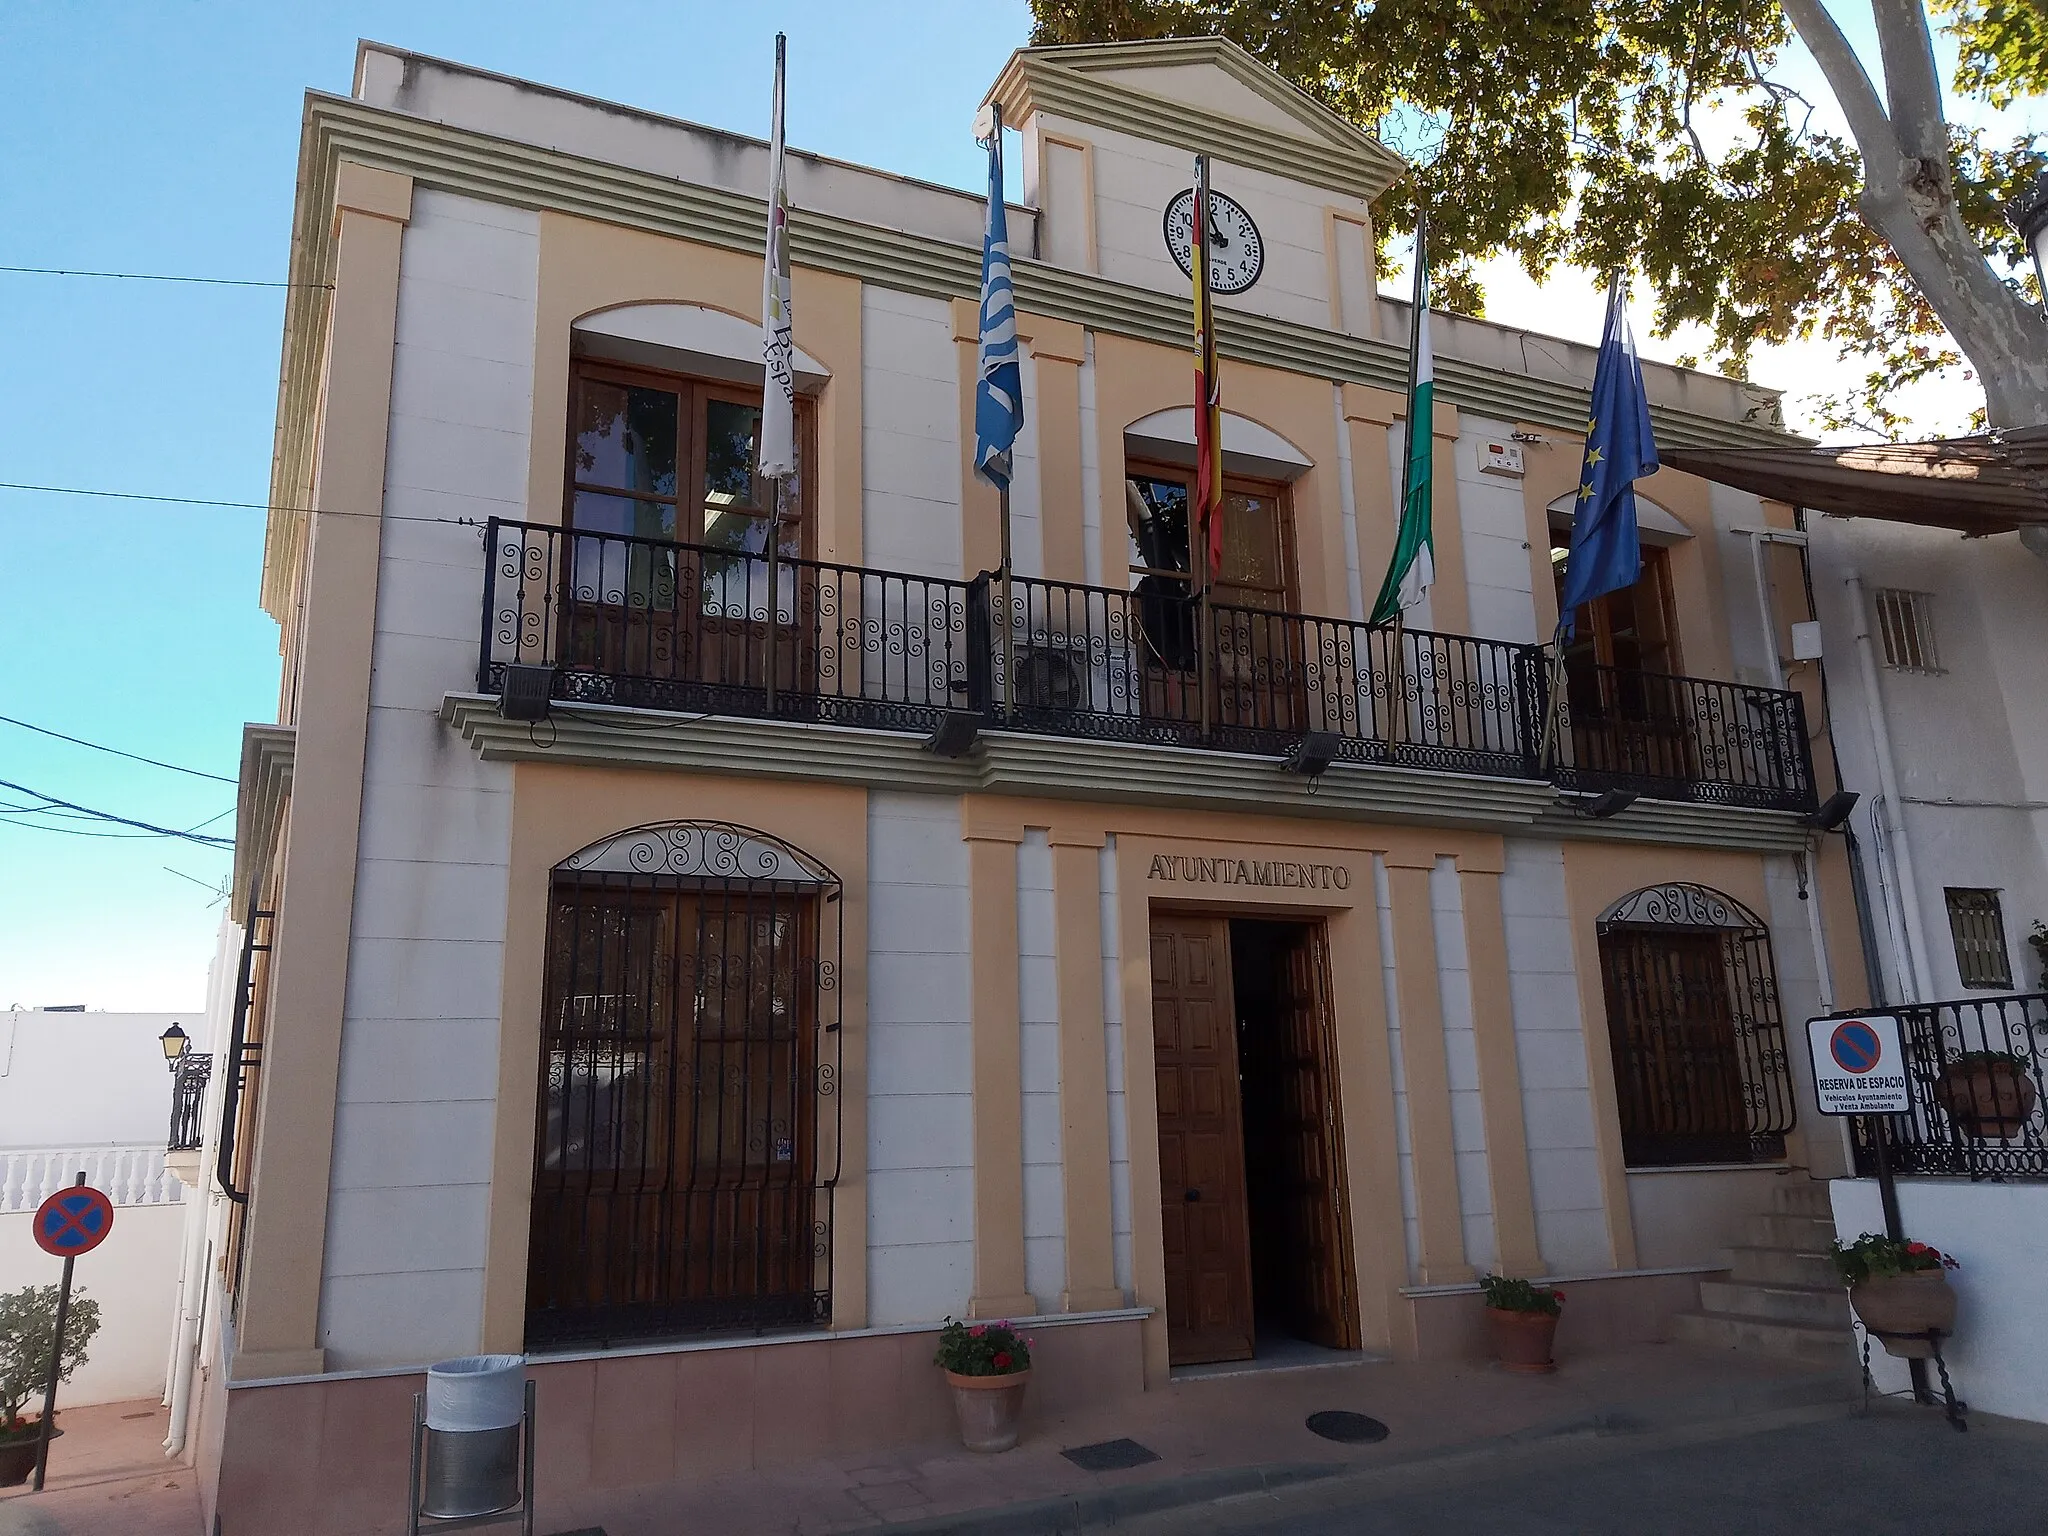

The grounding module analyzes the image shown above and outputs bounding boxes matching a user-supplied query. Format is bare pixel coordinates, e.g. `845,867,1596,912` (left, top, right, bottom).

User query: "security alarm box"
1479,441,1525,477
1791,621,1824,661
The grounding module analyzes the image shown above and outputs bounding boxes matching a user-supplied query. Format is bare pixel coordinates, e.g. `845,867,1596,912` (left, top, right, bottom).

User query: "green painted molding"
262,89,1798,619
439,694,1813,854
989,46,1405,201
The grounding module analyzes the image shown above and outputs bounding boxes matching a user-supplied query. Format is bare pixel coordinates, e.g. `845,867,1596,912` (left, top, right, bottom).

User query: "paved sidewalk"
541,1343,1852,1536
0,1402,199,1536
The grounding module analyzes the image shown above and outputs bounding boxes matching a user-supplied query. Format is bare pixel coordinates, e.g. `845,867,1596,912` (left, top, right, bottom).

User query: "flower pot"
1933,1059,2038,1139
944,1368,1030,1453
1486,1307,1559,1374
1850,1270,1957,1358
0,1427,58,1488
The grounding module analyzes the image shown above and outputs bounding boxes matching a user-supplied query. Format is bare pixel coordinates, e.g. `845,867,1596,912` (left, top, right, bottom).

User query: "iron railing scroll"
1846,992,2048,1181
168,1054,212,1153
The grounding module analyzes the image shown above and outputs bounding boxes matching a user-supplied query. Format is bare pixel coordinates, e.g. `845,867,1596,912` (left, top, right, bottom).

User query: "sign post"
1804,1013,1929,1401
28,1174,114,1492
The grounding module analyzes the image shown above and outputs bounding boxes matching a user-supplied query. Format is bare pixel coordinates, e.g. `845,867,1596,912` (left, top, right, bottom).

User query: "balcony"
476,519,1816,814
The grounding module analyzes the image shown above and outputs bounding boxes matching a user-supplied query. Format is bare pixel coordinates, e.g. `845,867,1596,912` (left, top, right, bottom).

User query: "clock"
1163,187,1264,295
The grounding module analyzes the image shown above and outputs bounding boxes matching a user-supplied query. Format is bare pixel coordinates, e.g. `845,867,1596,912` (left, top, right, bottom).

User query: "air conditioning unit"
1013,643,1087,712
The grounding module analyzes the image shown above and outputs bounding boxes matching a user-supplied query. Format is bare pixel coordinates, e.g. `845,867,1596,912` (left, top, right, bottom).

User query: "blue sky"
0,2,2002,1010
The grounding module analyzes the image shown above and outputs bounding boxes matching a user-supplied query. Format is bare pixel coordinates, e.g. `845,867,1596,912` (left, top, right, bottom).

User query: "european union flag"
1558,278,1659,634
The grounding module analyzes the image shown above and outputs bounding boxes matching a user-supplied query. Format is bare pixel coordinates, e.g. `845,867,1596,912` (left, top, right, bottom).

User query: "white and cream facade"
194,36,1872,1533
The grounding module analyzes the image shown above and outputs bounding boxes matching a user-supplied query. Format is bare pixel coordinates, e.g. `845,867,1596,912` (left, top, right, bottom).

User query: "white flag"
758,33,797,481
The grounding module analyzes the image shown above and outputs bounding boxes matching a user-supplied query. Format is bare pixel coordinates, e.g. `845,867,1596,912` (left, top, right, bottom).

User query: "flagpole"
994,101,1015,722
758,31,793,716
1386,205,1428,749
1194,154,1215,742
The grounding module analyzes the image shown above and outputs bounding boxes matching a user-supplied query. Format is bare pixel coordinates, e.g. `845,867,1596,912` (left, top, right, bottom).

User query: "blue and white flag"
972,103,1022,489
1557,276,1659,633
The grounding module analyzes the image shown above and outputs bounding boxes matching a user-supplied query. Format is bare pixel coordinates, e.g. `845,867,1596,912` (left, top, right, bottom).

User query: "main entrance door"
1151,912,1357,1366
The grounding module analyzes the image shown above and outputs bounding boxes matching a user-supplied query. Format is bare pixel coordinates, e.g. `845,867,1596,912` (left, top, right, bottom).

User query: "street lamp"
158,1022,191,1074
2013,168,2048,306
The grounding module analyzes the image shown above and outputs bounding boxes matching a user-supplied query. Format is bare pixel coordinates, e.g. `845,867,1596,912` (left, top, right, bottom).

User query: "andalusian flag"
1370,209,1435,625
1191,155,1224,580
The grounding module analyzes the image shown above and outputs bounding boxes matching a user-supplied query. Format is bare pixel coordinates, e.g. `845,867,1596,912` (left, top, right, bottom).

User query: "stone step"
1698,1278,1849,1329
1728,1244,1839,1289
1744,1211,1836,1250
1672,1309,1856,1363
1769,1179,1835,1218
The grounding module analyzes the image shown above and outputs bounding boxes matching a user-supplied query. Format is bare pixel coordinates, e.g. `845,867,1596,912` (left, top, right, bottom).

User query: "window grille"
525,822,842,1350
1872,588,1940,672
1944,888,2013,990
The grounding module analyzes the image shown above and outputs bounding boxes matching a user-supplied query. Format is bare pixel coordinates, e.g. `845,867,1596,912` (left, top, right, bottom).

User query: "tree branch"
1780,0,1897,189
1870,0,1950,163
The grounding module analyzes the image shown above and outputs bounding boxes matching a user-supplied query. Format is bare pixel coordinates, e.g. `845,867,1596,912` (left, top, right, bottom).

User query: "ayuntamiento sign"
1806,1014,1911,1115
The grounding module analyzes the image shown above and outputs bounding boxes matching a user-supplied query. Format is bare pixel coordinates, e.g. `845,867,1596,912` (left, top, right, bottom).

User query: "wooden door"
1151,914,1255,1365
1599,927,1750,1165
1266,927,1358,1349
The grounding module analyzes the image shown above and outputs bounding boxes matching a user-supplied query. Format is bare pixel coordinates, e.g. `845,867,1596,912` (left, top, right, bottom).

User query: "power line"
0,482,481,527
0,714,237,784
0,264,328,290
0,777,234,847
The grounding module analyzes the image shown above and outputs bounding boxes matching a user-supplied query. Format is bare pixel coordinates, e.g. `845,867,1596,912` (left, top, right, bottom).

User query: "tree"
1028,1,2048,432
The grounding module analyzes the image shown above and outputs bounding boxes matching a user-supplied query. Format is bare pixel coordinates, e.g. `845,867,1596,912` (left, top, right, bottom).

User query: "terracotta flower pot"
1933,1060,2038,1139
944,1368,1030,1453
1486,1307,1559,1374
0,1426,58,1488
1850,1270,1957,1358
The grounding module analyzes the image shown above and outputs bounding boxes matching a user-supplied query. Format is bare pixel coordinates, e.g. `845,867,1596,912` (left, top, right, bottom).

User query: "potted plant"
0,1283,102,1486
933,1317,1032,1453
1931,1050,2038,1139
1479,1273,1564,1374
1829,1232,1958,1359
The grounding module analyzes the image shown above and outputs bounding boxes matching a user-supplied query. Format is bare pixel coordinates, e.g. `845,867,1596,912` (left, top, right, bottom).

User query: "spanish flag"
1191,155,1224,583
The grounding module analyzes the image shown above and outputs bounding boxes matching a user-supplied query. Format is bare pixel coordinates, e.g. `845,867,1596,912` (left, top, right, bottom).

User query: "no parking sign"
1806,1014,1911,1115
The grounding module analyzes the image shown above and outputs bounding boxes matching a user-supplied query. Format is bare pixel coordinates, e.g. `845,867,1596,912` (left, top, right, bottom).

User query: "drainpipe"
1739,526,1837,1014
162,1183,212,1457
1845,570,1935,999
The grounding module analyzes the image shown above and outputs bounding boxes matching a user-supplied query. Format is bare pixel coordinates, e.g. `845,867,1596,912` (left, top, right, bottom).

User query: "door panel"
1151,916,1255,1365
1271,928,1358,1349
1599,927,1751,1165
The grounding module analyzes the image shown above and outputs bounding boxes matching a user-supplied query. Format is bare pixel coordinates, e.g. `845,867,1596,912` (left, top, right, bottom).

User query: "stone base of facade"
1406,1269,1718,1361
203,1312,1147,1536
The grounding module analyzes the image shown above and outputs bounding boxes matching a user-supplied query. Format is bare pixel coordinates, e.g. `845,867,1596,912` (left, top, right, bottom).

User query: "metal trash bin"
420,1356,526,1520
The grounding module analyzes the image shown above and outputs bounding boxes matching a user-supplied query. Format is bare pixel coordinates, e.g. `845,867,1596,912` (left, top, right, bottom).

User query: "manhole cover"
1306,1410,1390,1444
1061,1437,1162,1471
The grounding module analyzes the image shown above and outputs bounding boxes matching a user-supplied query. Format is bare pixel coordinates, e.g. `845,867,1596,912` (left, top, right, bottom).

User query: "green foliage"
933,1316,1034,1376
1478,1273,1564,1315
1029,0,2046,430
0,1285,103,1433
1942,1049,2029,1069
1828,1232,1958,1287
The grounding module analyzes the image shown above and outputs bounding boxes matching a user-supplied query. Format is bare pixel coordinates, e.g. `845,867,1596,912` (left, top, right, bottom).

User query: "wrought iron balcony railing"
477,519,1816,811
168,1053,212,1153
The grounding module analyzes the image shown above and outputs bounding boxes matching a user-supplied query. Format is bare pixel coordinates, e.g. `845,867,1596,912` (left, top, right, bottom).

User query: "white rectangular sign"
1806,1013,1911,1115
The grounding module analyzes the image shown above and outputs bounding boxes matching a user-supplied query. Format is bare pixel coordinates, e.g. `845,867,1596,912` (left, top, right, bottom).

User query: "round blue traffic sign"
1829,1021,1884,1076
33,1186,114,1258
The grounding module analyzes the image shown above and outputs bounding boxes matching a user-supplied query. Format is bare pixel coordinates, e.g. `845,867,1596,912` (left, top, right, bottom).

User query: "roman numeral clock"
1164,187,1265,294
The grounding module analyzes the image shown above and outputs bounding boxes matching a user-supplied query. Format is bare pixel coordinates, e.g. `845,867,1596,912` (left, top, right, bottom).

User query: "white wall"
1373,857,1422,1279
1430,859,1495,1272
864,792,975,1325
1499,839,1609,1272
1017,830,1066,1310
1626,1166,1781,1270
0,1201,188,1409
1101,837,1134,1296
1831,1176,2048,1424
860,286,963,578
0,1012,197,1149
1453,417,1539,646
315,189,531,1369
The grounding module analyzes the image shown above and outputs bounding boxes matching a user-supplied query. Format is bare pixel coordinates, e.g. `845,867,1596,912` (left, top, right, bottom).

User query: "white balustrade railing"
0,1145,184,1212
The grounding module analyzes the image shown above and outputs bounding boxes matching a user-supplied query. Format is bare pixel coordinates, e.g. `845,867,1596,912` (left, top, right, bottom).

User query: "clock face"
1164,188,1265,295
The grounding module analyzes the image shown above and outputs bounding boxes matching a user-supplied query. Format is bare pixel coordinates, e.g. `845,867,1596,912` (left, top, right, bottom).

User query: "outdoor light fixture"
1282,731,1340,777
2013,168,2048,304
498,663,556,723
159,1022,191,1073
1581,789,1638,820
1807,789,1861,832
923,710,982,759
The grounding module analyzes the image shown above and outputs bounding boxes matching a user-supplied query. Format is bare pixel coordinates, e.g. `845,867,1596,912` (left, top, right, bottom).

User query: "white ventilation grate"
1872,588,1941,672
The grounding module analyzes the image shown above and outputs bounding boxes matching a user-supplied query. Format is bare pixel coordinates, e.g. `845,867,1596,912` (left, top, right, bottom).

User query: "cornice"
263,93,1799,617
233,723,297,922
440,695,1813,854
988,50,1404,202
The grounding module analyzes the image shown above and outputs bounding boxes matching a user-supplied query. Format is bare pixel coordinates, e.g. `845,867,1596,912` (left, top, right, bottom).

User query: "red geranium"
993,1352,1012,1369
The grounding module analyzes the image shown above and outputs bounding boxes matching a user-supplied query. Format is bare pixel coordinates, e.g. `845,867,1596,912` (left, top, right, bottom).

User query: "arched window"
526,822,842,1348
1595,884,1795,1167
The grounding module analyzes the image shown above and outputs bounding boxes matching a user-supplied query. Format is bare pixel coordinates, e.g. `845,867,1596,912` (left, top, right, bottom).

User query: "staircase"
1672,1178,1855,1361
